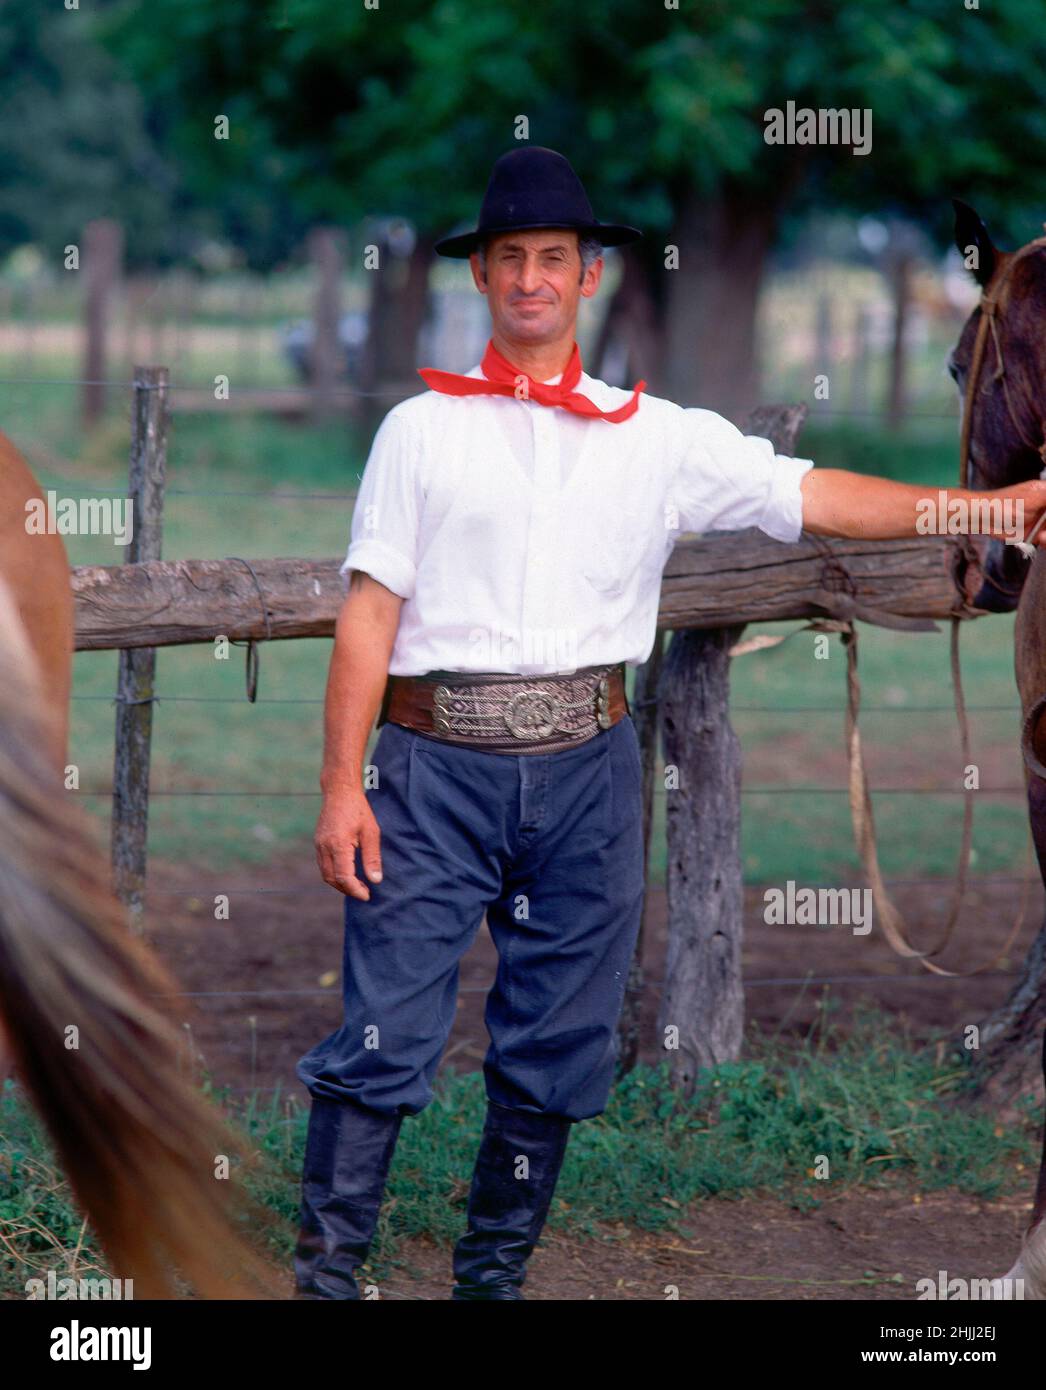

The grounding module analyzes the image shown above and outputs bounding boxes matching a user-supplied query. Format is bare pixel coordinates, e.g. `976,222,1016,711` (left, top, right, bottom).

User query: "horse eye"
946,356,961,382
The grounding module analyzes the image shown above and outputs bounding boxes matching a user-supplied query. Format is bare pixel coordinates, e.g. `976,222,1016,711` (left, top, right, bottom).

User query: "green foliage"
0,1079,110,1292
93,0,1046,263
0,3,184,265
3,1005,1035,1295
369,1004,1040,1257
5,1,1045,266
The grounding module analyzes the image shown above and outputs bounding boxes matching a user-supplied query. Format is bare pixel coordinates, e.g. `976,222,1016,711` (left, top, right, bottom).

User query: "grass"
366,1002,1041,1258
1,1001,1039,1295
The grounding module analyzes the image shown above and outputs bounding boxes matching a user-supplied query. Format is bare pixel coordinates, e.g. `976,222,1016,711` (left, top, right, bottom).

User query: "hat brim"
434,221,643,259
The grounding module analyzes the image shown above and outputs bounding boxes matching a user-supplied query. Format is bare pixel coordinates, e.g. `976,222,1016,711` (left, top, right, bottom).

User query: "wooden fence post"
657,404,808,1095
849,303,870,415
886,251,913,431
657,624,747,1091
111,366,169,928
815,290,832,378
82,219,124,429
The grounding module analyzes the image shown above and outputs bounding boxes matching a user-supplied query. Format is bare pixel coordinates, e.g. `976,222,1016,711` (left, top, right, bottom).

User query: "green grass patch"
2,1005,1038,1295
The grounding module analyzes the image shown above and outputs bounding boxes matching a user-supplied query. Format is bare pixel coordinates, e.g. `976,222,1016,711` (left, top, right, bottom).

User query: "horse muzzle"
970,538,1032,613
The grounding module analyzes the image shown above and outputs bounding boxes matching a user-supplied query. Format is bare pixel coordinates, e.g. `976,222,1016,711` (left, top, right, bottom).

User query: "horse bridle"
956,234,1046,617
958,232,1046,490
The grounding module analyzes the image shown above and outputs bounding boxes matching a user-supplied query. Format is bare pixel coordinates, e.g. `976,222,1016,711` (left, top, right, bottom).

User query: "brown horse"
949,201,1046,1298
0,439,281,1298
0,438,74,771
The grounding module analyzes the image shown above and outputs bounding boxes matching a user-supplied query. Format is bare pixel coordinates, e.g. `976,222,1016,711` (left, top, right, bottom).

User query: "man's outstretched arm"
799,469,1046,548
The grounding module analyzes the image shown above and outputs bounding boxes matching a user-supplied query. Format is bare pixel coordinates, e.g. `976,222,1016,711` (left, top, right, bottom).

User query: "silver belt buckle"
505,688,561,739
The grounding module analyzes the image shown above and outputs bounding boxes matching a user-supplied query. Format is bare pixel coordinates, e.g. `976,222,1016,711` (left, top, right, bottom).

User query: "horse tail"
0,577,282,1298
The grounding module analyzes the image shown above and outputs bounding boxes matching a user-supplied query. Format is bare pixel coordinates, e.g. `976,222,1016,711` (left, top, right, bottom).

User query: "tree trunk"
593,242,663,389
360,229,434,432
661,183,778,422
387,231,435,381
82,219,124,428
971,918,1046,1114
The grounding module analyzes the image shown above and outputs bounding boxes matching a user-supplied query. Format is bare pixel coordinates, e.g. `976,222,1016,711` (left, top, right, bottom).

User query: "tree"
97,0,1046,413
33,0,1046,1094
0,4,190,268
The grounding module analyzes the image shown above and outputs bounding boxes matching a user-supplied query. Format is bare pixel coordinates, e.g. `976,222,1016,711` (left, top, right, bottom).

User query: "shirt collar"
468,363,568,387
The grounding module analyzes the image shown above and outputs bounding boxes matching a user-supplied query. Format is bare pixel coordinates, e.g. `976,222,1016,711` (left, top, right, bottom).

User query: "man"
294,146,1046,1301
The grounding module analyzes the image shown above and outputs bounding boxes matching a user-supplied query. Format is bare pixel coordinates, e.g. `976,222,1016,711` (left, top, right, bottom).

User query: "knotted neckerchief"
418,339,645,423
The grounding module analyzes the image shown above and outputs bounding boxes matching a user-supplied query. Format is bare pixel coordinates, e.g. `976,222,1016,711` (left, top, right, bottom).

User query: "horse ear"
952,198,998,286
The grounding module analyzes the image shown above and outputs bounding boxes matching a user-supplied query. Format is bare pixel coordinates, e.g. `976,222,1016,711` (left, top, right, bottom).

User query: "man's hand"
315,788,383,900
315,570,403,900
996,480,1046,551
800,469,1046,548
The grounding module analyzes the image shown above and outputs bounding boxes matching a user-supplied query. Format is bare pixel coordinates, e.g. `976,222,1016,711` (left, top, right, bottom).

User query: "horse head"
948,200,1046,612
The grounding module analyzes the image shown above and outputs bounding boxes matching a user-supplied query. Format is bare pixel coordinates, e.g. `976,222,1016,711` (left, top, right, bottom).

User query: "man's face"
470,229,603,346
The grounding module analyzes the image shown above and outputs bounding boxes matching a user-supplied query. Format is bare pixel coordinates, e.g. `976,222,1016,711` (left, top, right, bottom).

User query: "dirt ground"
326,1188,1034,1302
140,852,1044,1301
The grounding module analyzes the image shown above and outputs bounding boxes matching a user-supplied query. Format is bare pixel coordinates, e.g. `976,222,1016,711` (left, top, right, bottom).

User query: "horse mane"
0,574,282,1299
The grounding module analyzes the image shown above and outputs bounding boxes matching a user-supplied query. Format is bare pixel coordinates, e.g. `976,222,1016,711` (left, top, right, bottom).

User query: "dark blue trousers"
296,715,645,1122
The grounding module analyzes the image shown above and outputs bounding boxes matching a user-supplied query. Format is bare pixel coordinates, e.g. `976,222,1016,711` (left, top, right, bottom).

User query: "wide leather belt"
378,662,630,754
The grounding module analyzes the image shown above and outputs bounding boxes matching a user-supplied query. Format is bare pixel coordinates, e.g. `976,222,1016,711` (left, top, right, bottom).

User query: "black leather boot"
294,1093,403,1299
451,1100,572,1300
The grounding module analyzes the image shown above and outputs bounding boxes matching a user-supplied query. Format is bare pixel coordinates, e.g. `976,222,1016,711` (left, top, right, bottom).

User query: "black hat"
434,146,642,259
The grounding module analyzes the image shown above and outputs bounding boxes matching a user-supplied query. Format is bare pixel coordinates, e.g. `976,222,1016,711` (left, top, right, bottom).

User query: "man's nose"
516,256,544,294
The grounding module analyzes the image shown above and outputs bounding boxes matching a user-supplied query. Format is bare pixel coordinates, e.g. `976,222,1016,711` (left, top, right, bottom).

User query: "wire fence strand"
34,362,1036,1038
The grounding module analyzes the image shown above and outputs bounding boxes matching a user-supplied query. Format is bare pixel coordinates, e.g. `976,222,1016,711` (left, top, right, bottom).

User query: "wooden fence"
73,369,993,1093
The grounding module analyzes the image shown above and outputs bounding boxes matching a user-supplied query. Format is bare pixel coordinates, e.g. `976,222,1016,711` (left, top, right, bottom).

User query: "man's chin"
502,315,558,341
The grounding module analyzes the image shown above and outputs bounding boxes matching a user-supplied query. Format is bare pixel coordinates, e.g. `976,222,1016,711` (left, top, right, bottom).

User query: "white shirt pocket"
579,490,661,596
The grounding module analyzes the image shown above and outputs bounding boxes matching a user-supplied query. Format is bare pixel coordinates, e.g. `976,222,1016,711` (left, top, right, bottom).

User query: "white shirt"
341,362,814,676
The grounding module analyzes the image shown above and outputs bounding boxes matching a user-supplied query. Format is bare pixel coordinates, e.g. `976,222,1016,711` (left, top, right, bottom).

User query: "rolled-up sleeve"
669,407,814,543
340,409,421,598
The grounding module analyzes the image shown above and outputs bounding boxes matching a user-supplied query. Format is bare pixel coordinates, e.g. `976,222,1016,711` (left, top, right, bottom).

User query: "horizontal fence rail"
70,532,986,651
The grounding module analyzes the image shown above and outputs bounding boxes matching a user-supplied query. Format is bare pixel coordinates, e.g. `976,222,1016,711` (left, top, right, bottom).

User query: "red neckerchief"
418,339,645,423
